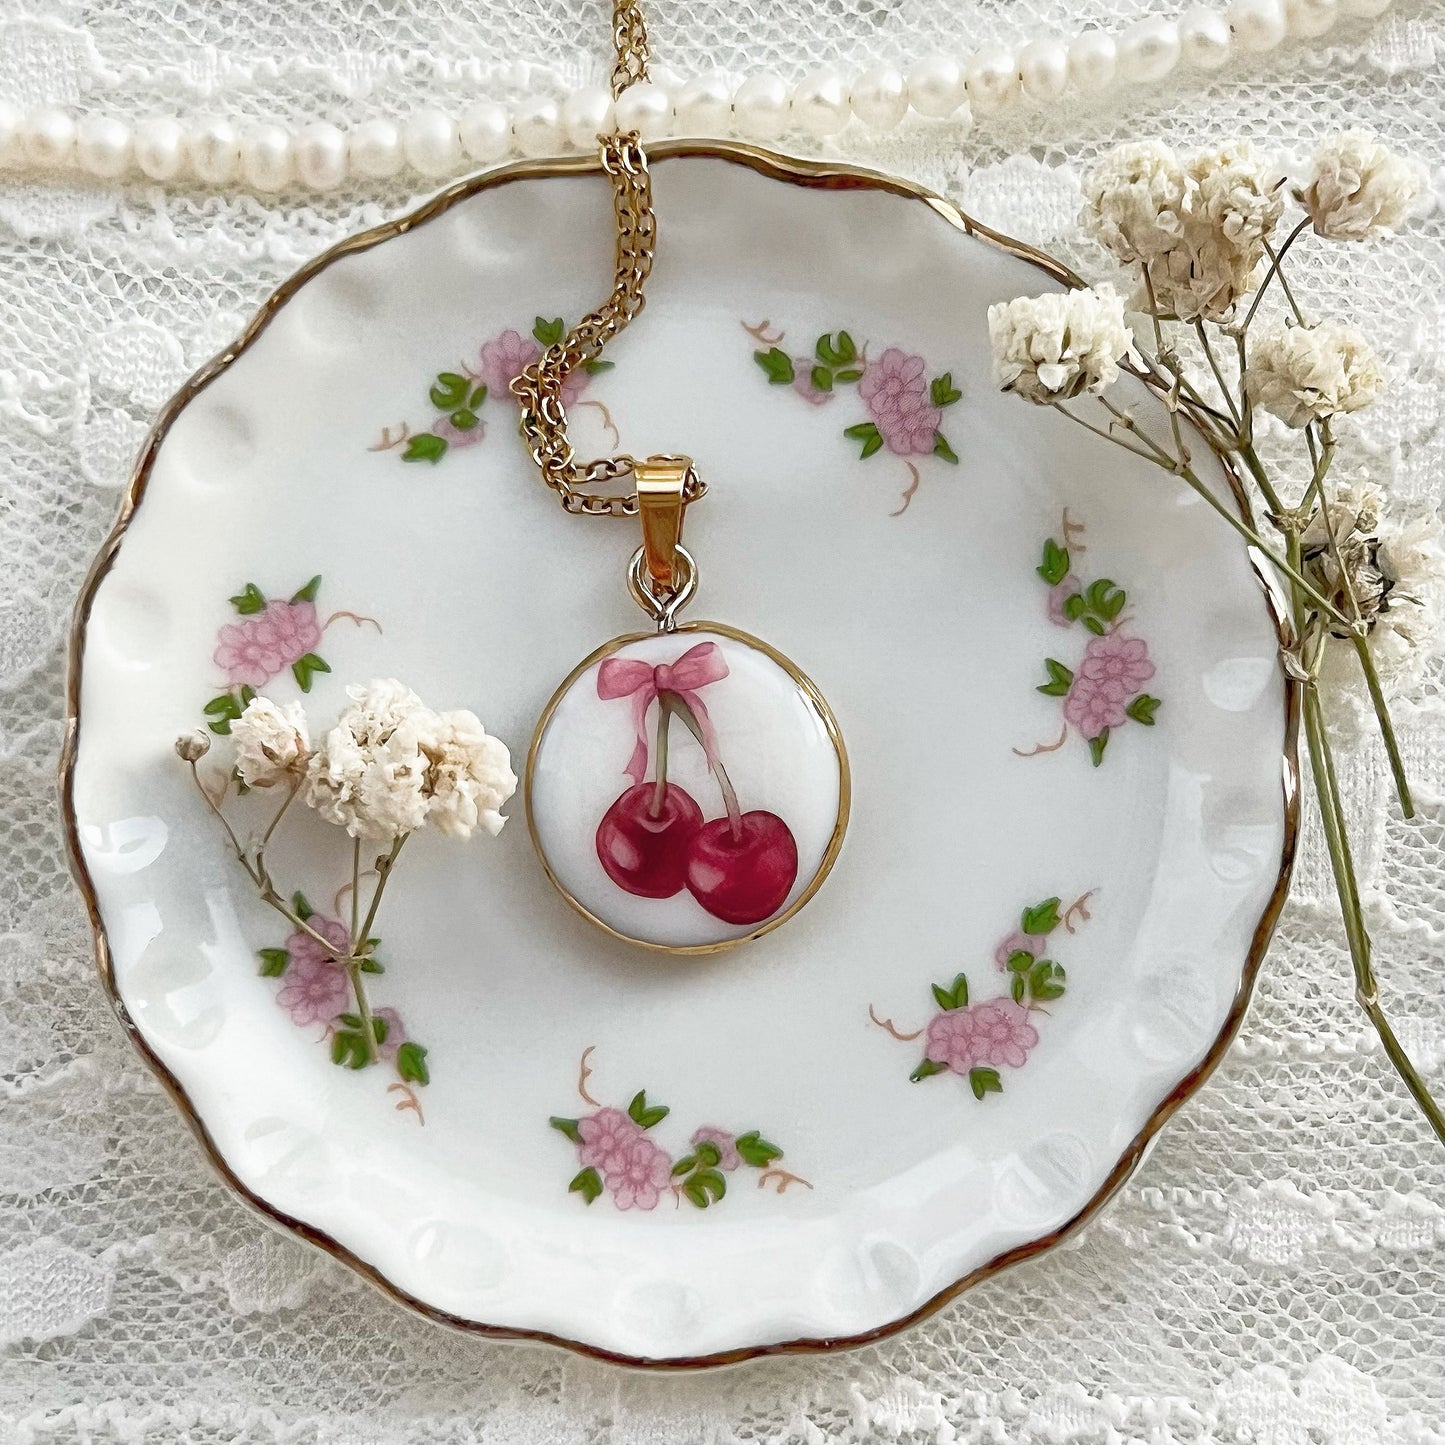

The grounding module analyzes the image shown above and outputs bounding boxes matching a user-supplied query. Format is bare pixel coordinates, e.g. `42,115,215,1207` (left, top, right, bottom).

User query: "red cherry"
596,783,704,898
685,812,800,925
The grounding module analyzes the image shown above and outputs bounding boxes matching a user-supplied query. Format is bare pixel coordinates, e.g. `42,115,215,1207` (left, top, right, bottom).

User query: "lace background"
3,0,1445,1438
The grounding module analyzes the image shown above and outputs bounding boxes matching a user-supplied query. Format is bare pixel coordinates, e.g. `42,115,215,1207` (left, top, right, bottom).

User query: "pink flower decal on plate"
551,1062,808,1210
256,896,431,1119
748,321,961,514
872,892,1094,1100
375,316,609,465
1021,514,1163,766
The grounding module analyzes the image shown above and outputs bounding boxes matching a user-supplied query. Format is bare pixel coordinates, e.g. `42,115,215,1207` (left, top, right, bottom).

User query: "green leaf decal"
1088,729,1110,767
583,359,613,375
627,1090,669,1129
754,347,795,385
1126,693,1162,725
1007,949,1035,974
672,1155,697,1176
932,431,959,463
549,1116,582,1144
402,432,448,463
533,316,565,347
1037,538,1070,586
930,372,962,407
910,1058,949,1082
292,653,331,692
734,1131,783,1168
682,1180,709,1208
203,692,244,735
229,583,266,615
330,1030,369,1069
1021,897,1062,935
969,1067,1003,1100
932,982,956,1011
691,1168,726,1204
291,891,313,920
810,364,834,393
447,408,478,431
694,1140,721,1168
834,367,864,383
1037,658,1074,696
468,383,488,406
257,947,289,977
1011,974,1026,1004
428,372,470,410
290,575,322,604
1062,593,1087,621
569,1166,603,1204
395,1041,430,1085
1030,959,1067,1002
1082,616,1107,636
844,421,883,459
371,1015,389,1045
357,957,385,974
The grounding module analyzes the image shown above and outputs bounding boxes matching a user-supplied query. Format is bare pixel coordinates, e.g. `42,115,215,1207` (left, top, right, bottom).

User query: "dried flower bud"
174,730,211,762
1298,131,1420,242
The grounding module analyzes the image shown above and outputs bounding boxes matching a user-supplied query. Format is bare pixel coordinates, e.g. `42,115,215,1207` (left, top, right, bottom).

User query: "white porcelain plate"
64,144,1296,1367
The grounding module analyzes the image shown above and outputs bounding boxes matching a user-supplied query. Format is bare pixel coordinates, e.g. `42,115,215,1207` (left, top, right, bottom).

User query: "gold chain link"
510,0,707,518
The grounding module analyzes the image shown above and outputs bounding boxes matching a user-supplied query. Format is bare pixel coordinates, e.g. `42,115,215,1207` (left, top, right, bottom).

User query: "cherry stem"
661,691,742,839
649,691,670,818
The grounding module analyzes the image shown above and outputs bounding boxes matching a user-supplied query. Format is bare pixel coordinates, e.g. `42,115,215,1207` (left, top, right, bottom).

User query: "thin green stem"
650,693,671,817
1053,403,1165,463
1242,215,1312,331
1194,320,1242,429
663,693,741,837
1141,267,1190,467
1264,235,1310,325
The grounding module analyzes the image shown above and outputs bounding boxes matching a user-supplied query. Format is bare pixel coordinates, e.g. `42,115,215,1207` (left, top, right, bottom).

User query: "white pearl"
1068,31,1119,91
1178,7,1234,66
613,81,672,139
560,88,613,150
76,115,132,178
1285,0,1339,35
792,69,850,136
511,95,563,157
848,66,907,129
906,54,966,118
349,119,404,179
294,121,347,190
1117,19,1182,83
1018,38,1070,102
21,108,76,169
0,100,21,167
133,118,184,180
674,72,732,135
1228,0,1288,51
188,118,240,185
1340,0,1391,14
732,73,790,139
965,46,1019,112
404,108,461,177
460,102,512,161
240,124,293,192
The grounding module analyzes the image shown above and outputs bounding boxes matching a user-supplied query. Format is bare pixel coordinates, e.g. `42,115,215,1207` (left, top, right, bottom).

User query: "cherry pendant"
527,624,848,953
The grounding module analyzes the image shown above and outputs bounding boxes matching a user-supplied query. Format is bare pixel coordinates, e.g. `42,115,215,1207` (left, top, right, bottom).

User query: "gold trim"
525,621,851,955
58,139,1300,1371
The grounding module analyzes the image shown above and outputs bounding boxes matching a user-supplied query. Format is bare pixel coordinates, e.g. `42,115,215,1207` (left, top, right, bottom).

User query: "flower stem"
1193,319,1242,430
1242,215,1312,331
346,836,377,1065
650,693,670,818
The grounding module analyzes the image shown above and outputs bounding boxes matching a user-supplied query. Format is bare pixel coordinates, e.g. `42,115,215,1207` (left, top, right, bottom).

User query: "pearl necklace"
0,0,1395,189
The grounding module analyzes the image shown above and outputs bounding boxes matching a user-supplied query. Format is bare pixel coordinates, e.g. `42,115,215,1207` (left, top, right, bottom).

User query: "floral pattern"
550,1053,809,1211
373,316,611,465
747,320,961,514
257,894,430,1117
203,575,378,735
1019,513,1163,766
872,893,1093,1099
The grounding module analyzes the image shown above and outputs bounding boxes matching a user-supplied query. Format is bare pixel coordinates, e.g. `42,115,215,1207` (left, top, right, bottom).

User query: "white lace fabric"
4,0,1445,1439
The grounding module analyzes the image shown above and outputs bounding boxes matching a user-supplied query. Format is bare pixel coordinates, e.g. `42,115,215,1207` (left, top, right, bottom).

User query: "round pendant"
527,623,848,952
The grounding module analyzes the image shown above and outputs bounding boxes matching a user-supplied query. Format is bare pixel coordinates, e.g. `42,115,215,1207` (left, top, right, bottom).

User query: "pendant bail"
635,455,692,591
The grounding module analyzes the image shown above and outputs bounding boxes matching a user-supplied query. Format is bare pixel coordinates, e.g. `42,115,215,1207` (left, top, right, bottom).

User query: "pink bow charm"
596,641,730,785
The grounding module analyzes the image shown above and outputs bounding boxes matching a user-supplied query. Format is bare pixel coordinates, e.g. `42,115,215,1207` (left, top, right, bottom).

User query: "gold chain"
510,0,706,518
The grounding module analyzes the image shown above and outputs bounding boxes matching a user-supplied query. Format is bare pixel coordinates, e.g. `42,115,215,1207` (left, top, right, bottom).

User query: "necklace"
519,3,848,954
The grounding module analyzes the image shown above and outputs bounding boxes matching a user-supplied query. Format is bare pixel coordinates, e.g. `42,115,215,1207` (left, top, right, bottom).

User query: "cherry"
685,812,799,925
595,782,703,898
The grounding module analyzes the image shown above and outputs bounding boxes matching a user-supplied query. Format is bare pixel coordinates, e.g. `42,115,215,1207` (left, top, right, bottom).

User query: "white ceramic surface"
66,146,1294,1366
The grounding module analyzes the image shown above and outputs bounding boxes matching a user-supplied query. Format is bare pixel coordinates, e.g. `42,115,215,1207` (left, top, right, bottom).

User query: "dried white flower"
1310,484,1445,707
303,679,436,840
418,710,517,839
1299,131,1421,241
988,285,1134,404
1245,322,1384,428
1084,140,1284,323
231,696,310,788
1083,141,1187,264
174,730,211,763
